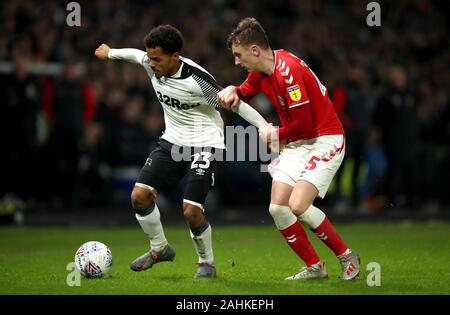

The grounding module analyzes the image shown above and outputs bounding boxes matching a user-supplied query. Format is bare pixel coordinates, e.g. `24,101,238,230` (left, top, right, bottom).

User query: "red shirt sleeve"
278,105,313,141
236,71,260,103
277,60,313,141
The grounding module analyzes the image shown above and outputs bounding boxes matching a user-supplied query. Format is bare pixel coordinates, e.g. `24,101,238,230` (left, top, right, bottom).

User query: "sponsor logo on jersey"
156,91,201,110
287,85,301,102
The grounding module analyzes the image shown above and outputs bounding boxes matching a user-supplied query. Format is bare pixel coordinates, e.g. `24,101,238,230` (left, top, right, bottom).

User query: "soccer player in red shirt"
218,17,360,280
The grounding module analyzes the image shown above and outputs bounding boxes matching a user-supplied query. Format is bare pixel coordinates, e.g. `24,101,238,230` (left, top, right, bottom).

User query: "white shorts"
268,135,345,198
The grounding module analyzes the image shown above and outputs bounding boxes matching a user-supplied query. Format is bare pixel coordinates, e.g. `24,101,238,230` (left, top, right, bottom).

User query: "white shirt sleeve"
232,101,268,129
108,48,147,65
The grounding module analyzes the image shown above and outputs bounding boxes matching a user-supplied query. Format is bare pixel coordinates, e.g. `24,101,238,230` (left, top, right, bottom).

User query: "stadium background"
0,0,448,225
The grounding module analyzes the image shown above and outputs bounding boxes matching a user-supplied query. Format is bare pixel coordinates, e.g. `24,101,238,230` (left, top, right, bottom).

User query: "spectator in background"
109,94,150,167
374,65,420,208
0,55,41,203
142,102,166,151
415,82,439,210
358,127,388,212
77,120,111,207
107,94,153,206
332,63,371,211
42,60,97,207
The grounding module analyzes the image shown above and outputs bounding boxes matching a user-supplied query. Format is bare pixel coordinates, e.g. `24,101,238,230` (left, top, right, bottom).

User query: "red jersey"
236,49,343,142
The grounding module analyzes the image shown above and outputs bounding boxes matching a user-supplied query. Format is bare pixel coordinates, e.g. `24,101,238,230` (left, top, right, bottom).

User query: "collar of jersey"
158,60,192,80
159,60,191,80
169,61,184,78
271,50,277,75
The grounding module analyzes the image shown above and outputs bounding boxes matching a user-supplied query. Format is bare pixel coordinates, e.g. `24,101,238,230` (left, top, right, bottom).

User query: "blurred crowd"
0,0,448,214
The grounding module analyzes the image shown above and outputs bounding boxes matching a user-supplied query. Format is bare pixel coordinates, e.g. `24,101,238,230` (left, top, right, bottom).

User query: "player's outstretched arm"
231,101,286,152
232,101,269,129
217,86,240,110
94,43,146,64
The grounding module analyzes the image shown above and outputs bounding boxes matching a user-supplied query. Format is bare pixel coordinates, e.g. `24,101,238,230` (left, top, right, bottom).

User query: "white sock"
135,203,168,252
190,224,214,264
269,204,298,230
299,205,326,229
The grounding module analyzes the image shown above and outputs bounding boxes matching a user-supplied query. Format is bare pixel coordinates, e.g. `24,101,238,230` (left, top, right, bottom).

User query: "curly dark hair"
227,17,270,50
144,25,184,54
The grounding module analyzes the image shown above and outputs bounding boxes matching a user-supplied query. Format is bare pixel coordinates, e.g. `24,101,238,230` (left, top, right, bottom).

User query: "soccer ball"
74,241,112,278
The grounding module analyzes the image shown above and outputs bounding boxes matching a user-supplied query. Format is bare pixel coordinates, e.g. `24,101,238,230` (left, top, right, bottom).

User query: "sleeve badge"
287,84,302,102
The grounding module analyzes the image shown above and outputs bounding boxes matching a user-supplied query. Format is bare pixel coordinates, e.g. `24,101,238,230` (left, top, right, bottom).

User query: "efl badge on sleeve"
287,85,301,102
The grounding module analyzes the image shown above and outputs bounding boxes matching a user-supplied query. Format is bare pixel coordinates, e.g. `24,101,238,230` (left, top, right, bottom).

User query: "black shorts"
136,139,223,205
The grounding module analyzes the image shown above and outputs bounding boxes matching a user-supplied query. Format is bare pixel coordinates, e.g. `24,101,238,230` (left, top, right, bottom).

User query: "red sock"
280,221,320,267
312,216,348,256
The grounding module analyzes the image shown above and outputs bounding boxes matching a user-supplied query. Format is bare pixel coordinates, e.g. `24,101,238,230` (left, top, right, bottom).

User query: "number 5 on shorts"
305,156,320,170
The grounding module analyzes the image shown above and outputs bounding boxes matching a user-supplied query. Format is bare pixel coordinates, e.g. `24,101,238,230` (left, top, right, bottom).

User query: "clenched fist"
95,43,111,60
217,85,240,110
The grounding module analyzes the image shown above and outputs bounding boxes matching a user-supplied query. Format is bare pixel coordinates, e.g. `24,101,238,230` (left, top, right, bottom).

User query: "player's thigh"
289,180,319,215
298,135,345,199
268,145,306,206
270,181,293,206
135,143,185,196
268,143,309,188
184,148,219,206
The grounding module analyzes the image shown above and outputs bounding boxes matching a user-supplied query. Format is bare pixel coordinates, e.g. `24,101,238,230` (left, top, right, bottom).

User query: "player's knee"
289,197,309,216
131,187,154,210
182,203,203,223
269,203,288,218
269,204,297,230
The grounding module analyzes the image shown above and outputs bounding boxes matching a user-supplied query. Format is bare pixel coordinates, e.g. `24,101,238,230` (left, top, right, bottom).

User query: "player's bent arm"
108,48,147,65
232,101,269,129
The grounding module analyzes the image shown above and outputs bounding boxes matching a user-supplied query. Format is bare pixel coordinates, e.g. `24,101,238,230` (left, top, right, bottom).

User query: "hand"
258,123,278,142
217,86,240,110
95,43,111,60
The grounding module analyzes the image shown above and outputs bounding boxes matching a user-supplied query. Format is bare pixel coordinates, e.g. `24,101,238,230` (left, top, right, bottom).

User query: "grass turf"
0,221,449,294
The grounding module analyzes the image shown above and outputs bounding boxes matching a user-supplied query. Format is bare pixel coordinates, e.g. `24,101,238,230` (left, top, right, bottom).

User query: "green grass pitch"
0,221,449,294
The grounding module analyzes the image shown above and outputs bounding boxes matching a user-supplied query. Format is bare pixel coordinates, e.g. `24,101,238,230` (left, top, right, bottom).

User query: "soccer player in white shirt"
95,25,267,278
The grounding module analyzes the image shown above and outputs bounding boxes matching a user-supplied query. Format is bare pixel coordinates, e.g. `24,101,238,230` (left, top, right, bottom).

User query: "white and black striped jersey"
109,49,225,149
